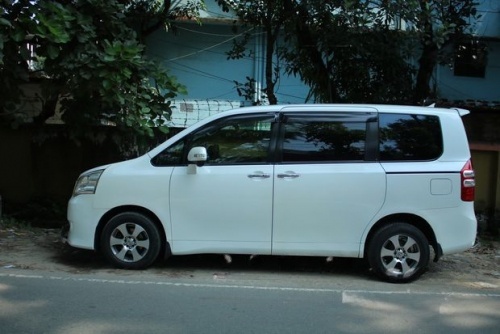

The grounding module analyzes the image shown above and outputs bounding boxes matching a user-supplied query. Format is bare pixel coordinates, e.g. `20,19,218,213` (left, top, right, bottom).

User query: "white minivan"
66,104,477,282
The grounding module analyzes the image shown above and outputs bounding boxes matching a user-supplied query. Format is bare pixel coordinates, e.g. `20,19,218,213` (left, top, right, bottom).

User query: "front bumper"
66,194,106,250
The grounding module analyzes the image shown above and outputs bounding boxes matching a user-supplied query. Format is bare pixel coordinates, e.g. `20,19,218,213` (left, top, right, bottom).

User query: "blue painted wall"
147,22,308,105
436,0,500,102
475,0,500,38
147,1,500,107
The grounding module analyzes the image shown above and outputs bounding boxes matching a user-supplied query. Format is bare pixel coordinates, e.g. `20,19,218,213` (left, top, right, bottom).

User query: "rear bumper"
429,204,477,255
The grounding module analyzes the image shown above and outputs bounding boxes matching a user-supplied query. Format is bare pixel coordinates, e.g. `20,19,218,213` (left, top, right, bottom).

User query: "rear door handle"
277,172,300,179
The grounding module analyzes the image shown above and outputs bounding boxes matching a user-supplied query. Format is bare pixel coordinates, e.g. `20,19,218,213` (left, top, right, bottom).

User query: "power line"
149,36,282,67
165,27,254,61
175,25,245,37
168,61,235,84
164,61,308,102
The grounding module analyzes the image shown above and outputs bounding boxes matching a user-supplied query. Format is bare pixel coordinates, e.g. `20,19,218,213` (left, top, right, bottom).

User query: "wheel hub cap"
124,236,136,249
394,248,406,260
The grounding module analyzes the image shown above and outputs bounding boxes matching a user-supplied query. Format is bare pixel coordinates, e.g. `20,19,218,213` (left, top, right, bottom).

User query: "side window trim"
365,118,379,162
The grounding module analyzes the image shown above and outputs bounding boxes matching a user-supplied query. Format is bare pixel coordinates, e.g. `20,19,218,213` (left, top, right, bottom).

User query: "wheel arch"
364,213,441,260
94,205,170,258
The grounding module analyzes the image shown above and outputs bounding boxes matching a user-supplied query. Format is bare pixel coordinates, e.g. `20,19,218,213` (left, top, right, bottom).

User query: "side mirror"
187,146,208,167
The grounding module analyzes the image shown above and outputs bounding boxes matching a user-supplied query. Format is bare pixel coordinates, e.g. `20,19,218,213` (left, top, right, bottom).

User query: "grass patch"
2,197,66,228
0,215,33,230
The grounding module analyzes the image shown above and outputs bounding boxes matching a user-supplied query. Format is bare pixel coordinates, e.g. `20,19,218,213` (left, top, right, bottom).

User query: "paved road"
0,228,499,333
1,265,499,334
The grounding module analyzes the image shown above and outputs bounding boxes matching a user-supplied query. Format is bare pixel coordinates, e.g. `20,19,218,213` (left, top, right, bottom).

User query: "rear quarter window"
379,113,443,161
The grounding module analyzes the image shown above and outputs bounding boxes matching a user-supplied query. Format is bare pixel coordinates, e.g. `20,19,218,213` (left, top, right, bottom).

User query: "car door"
169,114,276,255
272,110,386,257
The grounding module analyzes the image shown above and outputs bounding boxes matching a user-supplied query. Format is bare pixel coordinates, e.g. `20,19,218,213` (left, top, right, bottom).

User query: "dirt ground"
0,223,499,287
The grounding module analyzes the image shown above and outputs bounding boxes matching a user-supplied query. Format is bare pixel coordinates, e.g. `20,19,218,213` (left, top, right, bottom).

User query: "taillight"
461,159,475,201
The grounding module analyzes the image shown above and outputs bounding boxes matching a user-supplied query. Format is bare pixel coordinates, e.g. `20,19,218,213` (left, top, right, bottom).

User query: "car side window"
189,115,274,165
152,115,274,166
151,139,185,167
379,113,443,161
281,117,366,162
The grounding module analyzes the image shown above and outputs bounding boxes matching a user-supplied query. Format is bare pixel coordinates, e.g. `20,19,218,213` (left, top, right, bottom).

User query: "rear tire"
367,223,430,283
101,212,161,269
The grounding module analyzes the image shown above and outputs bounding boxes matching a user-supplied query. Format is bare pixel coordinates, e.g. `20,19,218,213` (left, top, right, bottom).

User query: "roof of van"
228,104,470,116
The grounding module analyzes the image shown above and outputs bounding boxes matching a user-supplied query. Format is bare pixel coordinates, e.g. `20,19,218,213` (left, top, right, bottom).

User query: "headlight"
73,169,104,196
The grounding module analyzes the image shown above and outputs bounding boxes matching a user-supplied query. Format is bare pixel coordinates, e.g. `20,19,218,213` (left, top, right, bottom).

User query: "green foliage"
233,76,258,103
398,0,480,103
0,0,201,140
279,0,416,103
217,0,478,104
218,0,415,104
217,0,287,105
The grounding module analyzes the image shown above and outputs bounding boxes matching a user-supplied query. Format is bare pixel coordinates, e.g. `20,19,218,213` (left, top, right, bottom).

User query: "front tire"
367,223,430,283
101,212,161,269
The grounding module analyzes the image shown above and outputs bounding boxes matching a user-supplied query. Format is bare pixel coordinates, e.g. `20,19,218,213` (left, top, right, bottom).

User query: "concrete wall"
465,110,500,217
436,40,500,102
471,147,500,214
0,126,123,204
146,22,309,105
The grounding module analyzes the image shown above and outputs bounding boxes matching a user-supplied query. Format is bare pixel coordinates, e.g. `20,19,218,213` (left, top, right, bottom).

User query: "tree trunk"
413,0,437,105
291,3,332,102
32,90,59,125
265,25,278,105
414,43,438,105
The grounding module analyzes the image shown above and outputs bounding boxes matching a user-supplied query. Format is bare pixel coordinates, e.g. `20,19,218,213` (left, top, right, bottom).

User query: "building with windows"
147,1,500,122
146,0,500,225
435,1,499,103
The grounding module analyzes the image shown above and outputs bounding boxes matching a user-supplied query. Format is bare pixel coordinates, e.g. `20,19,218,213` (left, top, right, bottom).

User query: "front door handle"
248,172,271,179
